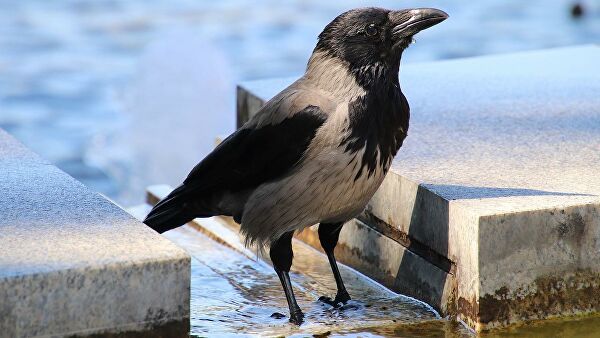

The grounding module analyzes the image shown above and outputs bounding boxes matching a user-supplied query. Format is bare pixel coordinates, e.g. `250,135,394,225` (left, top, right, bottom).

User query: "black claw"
335,291,351,304
319,292,351,307
289,308,304,325
318,295,341,307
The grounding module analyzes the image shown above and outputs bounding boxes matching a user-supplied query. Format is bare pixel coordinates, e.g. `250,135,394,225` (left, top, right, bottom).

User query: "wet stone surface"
127,202,600,337
160,224,463,337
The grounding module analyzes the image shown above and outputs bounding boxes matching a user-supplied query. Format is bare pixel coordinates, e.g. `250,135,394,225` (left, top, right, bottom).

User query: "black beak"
390,8,448,39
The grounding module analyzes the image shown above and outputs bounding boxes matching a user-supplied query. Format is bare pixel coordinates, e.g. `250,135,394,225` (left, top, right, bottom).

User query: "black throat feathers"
340,63,409,181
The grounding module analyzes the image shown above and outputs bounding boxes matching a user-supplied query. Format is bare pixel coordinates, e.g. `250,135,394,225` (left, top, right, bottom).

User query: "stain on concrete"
479,287,510,324
66,274,85,290
145,308,170,323
445,282,458,318
556,212,586,245
457,296,479,330
475,270,600,329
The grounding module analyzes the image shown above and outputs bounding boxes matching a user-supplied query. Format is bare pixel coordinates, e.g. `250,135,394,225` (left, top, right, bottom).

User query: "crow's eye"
365,23,378,37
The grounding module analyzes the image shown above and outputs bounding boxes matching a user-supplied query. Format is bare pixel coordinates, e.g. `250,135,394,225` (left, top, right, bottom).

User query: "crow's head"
315,7,447,72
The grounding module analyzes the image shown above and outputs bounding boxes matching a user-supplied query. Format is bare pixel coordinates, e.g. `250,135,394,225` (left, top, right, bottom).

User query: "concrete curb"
236,45,600,331
0,130,190,337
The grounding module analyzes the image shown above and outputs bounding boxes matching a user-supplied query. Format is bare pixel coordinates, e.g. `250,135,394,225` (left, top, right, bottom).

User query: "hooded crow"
145,7,447,325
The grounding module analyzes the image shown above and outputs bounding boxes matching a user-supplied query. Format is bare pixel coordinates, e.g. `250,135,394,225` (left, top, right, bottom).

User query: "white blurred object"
121,28,236,203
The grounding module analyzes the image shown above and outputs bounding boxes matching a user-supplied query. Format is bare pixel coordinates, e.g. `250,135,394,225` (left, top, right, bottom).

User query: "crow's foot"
289,308,305,325
318,290,351,307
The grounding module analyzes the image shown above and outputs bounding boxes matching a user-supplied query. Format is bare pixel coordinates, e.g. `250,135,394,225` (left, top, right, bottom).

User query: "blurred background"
0,0,598,205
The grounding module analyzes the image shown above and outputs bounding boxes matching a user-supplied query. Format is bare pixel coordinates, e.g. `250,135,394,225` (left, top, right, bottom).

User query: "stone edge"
0,130,192,337
236,81,600,331
0,256,190,338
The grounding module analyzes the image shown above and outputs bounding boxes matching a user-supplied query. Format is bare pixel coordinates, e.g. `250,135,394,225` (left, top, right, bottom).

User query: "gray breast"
239,103,388,249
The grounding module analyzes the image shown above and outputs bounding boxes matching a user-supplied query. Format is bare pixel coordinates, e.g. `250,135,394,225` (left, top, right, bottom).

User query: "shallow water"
115,203,600,337
163,225,463,337
163,223,600,337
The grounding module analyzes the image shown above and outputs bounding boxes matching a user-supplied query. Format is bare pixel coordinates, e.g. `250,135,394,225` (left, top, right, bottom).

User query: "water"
124,203,466,336
144,215,600,337
0,0,599,204
161,224,473,337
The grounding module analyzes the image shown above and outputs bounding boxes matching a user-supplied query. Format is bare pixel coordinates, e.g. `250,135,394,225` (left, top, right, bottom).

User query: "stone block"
0,129,190,337
236,45,600,331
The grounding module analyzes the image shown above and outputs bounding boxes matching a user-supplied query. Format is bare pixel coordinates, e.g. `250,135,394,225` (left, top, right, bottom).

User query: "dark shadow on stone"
394,184,450,314
422,184,593,200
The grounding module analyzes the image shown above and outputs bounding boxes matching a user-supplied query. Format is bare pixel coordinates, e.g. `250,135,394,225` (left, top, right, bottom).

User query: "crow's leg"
270,231,304,325
317,222,351,306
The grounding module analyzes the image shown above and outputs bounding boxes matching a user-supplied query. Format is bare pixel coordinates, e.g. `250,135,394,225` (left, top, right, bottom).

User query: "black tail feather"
144,207,194,233
144,185,195,233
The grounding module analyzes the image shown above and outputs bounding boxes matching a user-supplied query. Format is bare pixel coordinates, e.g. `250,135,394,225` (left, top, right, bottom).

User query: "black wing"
144,105,327,232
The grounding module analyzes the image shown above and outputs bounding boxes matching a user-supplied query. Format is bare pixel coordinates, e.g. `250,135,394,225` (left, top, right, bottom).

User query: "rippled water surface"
1,0,598,204
161,224,473,337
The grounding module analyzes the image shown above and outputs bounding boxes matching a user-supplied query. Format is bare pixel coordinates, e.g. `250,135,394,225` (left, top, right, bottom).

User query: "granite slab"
0,129,190,337
236,45,600,331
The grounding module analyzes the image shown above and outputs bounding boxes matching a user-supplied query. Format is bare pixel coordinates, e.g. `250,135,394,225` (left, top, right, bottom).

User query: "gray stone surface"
237,45,600,331
139,186,460,337
0,129,190,337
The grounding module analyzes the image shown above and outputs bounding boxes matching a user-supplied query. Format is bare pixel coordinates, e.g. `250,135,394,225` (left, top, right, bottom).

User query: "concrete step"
132,186,477,336
236,45,600,331
0,129,190,338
